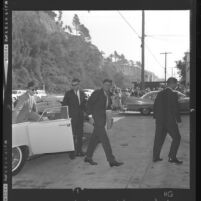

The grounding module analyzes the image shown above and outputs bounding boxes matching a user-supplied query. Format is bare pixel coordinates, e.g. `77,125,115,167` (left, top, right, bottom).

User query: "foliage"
12,11,157,93
175,53,188,83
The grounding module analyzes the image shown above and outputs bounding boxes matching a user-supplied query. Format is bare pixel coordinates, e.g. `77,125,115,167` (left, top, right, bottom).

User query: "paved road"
12,113,190,189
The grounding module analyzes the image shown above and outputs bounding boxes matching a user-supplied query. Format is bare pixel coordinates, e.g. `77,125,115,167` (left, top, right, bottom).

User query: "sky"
58,10,190,80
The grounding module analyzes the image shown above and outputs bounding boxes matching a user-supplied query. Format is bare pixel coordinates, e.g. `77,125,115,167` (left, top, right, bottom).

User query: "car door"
27,106,74,155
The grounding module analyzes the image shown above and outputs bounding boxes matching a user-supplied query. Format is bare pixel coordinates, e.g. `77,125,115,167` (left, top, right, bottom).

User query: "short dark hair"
72,78,80,83
167,77,178,85
27,81,36,89
103,79,112,84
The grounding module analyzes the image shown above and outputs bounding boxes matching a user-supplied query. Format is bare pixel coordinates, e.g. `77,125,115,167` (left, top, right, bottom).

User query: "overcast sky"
58,10,190,79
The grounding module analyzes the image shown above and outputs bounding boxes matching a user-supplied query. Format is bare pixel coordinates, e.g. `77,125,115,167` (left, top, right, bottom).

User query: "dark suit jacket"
86,88,112,126
153,88,181,125
62,89,87,118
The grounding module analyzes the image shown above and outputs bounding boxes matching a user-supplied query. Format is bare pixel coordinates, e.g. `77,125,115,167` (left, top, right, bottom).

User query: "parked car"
12,90,26,102
83,89,94,99
123,90,190,115
12,106,94,175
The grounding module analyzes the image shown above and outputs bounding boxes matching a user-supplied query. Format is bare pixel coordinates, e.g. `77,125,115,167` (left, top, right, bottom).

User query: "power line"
117,11,141,39
145,45,164,69
116,11,164,75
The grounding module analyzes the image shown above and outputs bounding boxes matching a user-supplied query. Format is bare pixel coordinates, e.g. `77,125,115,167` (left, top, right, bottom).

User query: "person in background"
84,79,124,167
12,81,40,124
152,77,182,164
112,88,122,111
62,78,87,159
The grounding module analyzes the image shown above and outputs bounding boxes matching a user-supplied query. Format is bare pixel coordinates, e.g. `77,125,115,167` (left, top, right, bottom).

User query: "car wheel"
141,108,151,115
12,146,28,176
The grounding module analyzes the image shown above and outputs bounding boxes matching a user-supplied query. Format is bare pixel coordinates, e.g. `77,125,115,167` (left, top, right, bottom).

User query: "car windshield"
141,91,158,100
40,106,69,121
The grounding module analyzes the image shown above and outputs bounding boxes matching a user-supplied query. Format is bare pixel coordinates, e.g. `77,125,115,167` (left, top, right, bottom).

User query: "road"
12,113,190,189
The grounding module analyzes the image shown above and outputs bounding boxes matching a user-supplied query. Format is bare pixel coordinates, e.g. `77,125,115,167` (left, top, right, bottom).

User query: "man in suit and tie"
62,78,87,159
12,81,40,124
153,77,183,164
84,79,124,167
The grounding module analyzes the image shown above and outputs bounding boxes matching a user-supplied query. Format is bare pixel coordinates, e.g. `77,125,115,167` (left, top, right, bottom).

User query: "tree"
44,11,57,19
72,14,80,35
67,25,72,33
78,24,91,41
114,51,119,62
175,53,188,83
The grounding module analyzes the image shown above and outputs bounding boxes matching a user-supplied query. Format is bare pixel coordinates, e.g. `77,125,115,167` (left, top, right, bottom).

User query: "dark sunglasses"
72,83,79,87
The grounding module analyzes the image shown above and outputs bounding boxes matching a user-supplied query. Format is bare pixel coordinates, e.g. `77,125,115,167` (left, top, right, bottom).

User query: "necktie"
104,91,108,109
75,90,80,104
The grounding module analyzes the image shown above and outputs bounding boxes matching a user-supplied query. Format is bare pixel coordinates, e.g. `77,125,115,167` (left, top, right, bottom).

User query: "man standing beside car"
62,78,87,159
153,77,183,164
12,81,40,124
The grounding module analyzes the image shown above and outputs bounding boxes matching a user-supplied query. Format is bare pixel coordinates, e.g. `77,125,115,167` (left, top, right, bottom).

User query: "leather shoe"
109,161,124,167
76,151,86,157
69,152,76,160
84,157,98,165
153,158,163,162
168,157,183,164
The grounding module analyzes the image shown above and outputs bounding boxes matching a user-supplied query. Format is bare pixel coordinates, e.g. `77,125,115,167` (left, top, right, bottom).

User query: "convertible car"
123,90,190,115
12,106,94,176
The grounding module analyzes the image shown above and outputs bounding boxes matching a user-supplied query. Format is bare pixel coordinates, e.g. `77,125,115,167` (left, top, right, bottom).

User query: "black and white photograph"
3,0,197,200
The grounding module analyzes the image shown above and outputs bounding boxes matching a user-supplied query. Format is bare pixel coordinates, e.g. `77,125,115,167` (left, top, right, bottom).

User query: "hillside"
12,11,158,93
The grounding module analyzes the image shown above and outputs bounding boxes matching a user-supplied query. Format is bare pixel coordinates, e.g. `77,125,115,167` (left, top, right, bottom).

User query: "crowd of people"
110,83,190,112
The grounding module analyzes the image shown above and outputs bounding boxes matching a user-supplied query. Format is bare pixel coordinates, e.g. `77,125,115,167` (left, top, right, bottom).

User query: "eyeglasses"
72,83,79,87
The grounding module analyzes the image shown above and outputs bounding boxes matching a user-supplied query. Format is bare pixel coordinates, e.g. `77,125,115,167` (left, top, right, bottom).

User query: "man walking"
153,77,183,164
62,78,87,159
12,81,40,123
84,79,124,167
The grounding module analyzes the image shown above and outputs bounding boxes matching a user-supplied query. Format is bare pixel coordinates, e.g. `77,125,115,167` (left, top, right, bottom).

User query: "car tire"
12,146,28,176
141,108,151,115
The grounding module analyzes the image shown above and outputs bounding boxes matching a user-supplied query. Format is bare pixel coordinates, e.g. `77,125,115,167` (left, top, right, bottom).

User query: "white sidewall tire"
12,146,28,176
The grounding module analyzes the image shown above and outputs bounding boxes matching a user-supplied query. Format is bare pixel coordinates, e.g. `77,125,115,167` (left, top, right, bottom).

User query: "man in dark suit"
62,78,87,159
153,77,182,164
84,79,124,167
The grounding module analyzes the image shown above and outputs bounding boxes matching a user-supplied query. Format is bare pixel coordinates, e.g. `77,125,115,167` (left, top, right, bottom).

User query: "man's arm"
175,92,181,123
14,94,27,112
153,93,160,119
62,91,69,106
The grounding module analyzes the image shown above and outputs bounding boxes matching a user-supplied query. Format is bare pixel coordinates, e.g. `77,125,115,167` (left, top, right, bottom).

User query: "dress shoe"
84,157,98,165
168,157,183,164
69,152,76,160
76,151,86,157
153,158,163,162
109,161,124,167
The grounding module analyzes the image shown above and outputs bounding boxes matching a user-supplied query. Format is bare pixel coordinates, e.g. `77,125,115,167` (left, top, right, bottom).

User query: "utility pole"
160,52,171,83
185,52,190,87
141,10,145,90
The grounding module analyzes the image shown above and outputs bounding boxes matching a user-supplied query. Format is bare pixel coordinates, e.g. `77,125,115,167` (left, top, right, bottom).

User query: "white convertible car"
12,106,94,176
